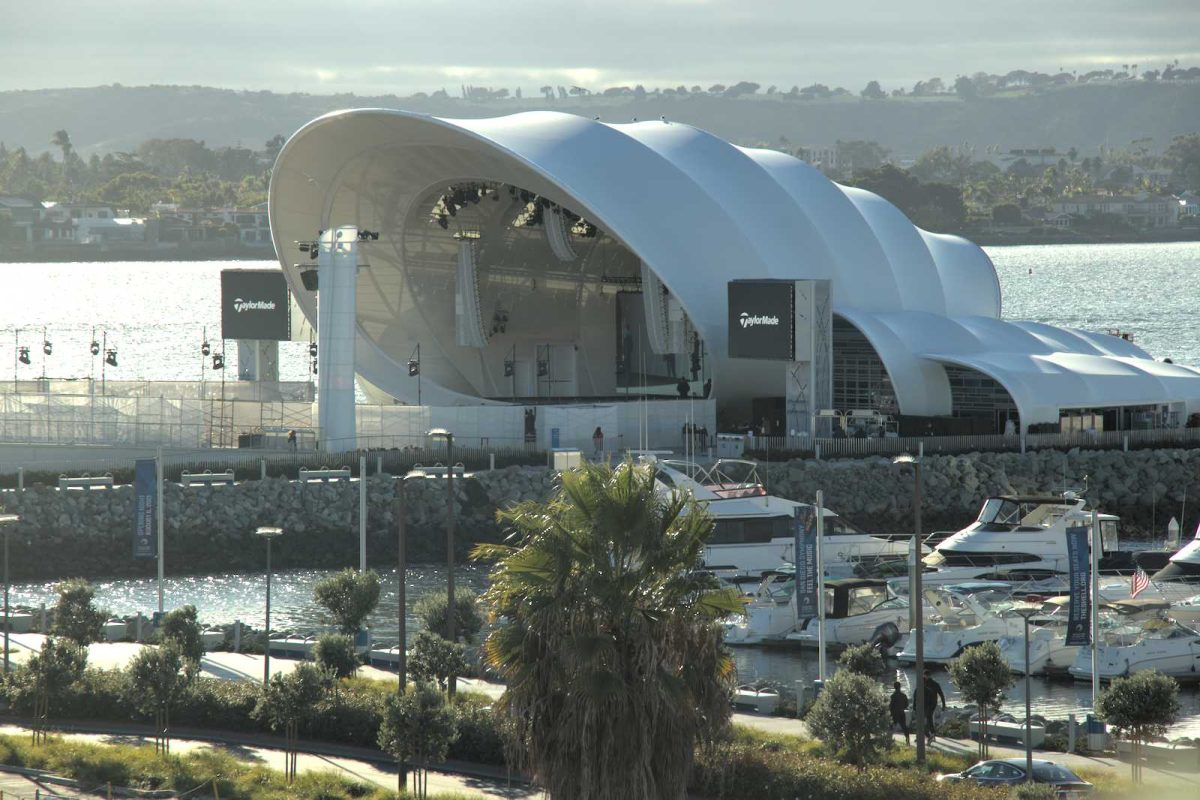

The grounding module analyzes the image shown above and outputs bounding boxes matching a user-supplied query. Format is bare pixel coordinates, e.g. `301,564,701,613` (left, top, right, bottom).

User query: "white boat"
1068,619,1200,682
785,578,911,649
921,493,1120,587
1151,522,1200,585
652,458,918,578
723,570,798,645
997,596,1170,676
1168,594,1200,626
895,582,1021,664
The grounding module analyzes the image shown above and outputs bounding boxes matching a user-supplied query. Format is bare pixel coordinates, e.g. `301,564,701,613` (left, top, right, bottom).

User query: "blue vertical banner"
793,505,819,619
1065,524,1091,646
133,458,157,559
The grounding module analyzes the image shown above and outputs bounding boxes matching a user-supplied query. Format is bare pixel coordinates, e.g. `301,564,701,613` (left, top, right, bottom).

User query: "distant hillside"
1,82,1198,157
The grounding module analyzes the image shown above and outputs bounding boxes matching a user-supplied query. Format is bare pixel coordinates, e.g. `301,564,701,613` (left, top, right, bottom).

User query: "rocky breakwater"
1,448,1197,580
0,465,559,579
762,447,1200,536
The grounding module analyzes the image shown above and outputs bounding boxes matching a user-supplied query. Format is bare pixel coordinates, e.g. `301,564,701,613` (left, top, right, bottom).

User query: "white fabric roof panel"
269,108,1200,422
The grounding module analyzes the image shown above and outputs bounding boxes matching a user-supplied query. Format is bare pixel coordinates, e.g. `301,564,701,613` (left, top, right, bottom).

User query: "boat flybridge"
649,458,920,578
921,493,1120,588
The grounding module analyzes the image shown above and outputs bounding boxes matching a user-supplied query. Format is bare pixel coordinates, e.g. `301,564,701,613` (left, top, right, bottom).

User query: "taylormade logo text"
739,312,780,329
233,298,277,313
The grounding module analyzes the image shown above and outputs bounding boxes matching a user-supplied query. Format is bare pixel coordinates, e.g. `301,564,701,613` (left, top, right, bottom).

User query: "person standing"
889,681,911,745
923,669,946,742
287,429,297,451
592,426,604,459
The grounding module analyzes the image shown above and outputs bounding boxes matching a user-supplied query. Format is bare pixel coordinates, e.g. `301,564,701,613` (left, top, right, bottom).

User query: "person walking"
889,681,911,745
592,426,604,459
923,669,947,742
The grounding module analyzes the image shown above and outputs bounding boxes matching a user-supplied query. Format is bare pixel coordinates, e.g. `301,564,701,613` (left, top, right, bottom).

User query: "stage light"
105,349,118,367
503,359,514,377
407,359,420,377
357,230,380,241
308,341,318,358
537,359,548,377
437,216,448,230
17,347,30,365
42,340,52,356
310,358,318,375
212,353,224,370
90,340,100,356
201,340,211,356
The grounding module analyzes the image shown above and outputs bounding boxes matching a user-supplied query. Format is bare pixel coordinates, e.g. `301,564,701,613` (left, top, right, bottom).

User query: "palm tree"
474,461,742,800
50,130,73,162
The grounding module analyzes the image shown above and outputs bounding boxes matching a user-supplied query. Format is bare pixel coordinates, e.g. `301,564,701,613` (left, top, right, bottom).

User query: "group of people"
682,422,709,451
888,670,947,746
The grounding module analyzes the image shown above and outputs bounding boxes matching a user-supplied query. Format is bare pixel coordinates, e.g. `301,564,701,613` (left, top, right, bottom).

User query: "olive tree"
129,641,191,753
253,663,334,783
805,669,892,764
314,632,359,679
414,589,483,643
408,629,469,693
313,569,381,634
948,641,1014,759
159,605,203,673
378,682,459,799
1097,670,1181,782
13,637,86,744
51,578,107,652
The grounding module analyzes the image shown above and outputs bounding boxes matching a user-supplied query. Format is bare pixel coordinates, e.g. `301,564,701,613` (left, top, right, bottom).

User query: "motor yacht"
997,596,1170,676
1166,593,1200,626
921,493,1121,587
895,581,1022,664
723,569,797,646
784,578,911,649
1068,619,1200,682
652,458,919,578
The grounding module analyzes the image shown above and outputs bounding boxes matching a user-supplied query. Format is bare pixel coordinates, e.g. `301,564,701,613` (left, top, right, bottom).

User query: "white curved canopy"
269,109,1200,425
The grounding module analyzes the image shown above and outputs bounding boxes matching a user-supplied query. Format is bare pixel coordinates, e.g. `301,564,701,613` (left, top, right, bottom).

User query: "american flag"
1130,567,1151,598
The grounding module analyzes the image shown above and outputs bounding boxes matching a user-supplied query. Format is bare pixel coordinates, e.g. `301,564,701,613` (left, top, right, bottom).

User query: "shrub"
409,629,469,692
51,579,107,649
1009,784,1059,800
691,739,995,800
414,589,483,643
9,637,88,715
838,643,888,679
314,632,359,678
159,605,204,667
313,569,381,634
805,670,892,764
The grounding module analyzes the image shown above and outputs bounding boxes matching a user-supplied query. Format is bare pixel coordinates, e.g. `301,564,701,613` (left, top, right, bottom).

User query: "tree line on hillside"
451,61,1200,103
0,131,284,211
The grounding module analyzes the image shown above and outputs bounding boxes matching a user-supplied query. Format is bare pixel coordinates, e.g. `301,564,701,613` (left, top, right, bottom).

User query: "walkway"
0,722,533,799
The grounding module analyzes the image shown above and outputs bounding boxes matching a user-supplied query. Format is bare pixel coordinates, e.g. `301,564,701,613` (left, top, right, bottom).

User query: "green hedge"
690,741,996,800
2,668,506,766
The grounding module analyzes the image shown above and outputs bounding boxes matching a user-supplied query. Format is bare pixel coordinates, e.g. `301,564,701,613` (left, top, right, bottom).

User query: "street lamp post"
256,526,284,689
427,428,457,697
0,514,19,675
892,454,925,764
394,482,408,693
1014,604,1042,782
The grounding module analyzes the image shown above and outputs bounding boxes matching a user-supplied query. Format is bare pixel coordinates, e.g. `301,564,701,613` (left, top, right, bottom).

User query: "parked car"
937,759,1092,796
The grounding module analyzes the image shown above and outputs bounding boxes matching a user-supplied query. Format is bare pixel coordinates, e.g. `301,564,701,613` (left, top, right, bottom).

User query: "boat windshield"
976,498,1071,530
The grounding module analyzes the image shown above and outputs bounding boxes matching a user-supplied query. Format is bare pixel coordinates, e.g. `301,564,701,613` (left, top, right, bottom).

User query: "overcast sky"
2,1,1197,95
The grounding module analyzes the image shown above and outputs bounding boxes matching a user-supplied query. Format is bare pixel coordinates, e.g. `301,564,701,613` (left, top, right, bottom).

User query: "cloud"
0,1,1196,94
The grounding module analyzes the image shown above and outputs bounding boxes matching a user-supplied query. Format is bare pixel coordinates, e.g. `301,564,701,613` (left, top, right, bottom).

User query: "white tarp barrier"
455,238,489,348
